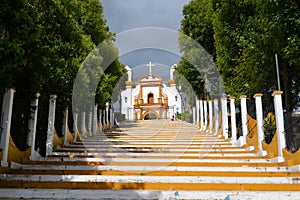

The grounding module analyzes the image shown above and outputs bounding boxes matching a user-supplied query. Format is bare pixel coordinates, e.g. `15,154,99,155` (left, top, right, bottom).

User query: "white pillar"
214,99,219,135
105,102,109,128
126,65,133,82
128,107,134,121
110,108,114,129
98,109,103,131
221,97,228,140
195,98,199,127
254,93,267,156
73,112,78,143
63,108,69,146
204,100,208,131
0,89,15,167
200,100,204,131
208,100,213,134
240,95,248,146
80,111,87,134
192,107,196,125
87,110,92,135
230,96,237,144
92,105,98,135
170,64,176,80
272,91,286,162
27,93,40,156
46,94,57,157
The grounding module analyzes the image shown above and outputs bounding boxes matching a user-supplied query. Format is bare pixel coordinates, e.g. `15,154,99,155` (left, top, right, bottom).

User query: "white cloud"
100,0,190,33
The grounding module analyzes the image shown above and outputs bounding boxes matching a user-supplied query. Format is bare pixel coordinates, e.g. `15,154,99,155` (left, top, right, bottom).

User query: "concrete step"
1,119,298,199
56,147,254,153
10,162,294,173
0,188,299,200
47,152,263,158
41,156,274,163
1,174,300,191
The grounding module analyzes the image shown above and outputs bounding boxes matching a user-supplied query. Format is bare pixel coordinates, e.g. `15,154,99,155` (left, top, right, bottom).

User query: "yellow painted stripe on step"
1,181,300,191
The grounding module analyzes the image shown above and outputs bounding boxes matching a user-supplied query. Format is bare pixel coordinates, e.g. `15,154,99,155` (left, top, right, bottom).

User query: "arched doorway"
144,112,157,120
143,110,160,120
148,93,154,104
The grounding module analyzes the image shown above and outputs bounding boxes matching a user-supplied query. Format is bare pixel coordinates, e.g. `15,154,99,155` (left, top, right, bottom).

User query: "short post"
195,98,199,127
128,107,134,121
92,104,98,135
80,111,86,134
73,113,78,143
254,93,267,155
0,89,15,167
214,99,219,135
272,91,286,162
208,100,213,134
63,107,69,146
105,102,109,129
27,93,40,160
99,109,103,131
230,96,237,144
204,100,208,131
221,97,228,140
87,110,92,135
200,100,204,131
192,106,196,125
46,94,57,157
110,108,114,129
240,95,248,146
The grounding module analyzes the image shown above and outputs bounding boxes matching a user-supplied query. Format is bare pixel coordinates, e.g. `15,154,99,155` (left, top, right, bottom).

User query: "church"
120,62,183,120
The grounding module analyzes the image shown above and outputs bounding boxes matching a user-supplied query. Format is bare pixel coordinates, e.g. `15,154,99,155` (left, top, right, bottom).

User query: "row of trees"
177,0,300,113
0,0,124,153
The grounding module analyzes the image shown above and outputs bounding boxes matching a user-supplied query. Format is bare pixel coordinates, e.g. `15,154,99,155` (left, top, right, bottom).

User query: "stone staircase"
1,119,300,199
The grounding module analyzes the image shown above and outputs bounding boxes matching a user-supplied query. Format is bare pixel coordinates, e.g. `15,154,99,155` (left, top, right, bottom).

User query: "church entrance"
144,113,157,120
143,110,159,120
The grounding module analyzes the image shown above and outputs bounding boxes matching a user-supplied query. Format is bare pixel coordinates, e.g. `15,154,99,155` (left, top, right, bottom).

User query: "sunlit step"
1,174,300,185
42,157,272,163
11,162,292,173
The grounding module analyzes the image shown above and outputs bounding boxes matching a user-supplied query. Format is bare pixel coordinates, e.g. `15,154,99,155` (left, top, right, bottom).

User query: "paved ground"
1,119,300,199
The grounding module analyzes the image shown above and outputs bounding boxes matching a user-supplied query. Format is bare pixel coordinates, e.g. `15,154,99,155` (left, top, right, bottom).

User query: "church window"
148,93,154,104
125,97,127,103
175,96,178,101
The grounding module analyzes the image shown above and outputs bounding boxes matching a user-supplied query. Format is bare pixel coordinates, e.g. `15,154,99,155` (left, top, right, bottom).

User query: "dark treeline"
0,0,124,154
177,0,300,114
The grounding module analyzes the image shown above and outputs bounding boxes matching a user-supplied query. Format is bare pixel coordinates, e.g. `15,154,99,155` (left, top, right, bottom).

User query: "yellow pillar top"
240,95,247,99
253,93,263,98
272,90,283,96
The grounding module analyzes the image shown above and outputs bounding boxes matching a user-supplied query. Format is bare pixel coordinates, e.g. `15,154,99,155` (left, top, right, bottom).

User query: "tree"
213,0,300,111
0,0,124,153
179,0,300,112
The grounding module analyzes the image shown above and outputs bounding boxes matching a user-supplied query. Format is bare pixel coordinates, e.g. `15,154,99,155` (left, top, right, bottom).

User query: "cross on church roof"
146,61,155,74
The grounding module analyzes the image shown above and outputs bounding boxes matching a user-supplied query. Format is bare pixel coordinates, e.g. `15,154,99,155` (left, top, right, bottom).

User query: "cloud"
100,0,190,33
99,0,190,75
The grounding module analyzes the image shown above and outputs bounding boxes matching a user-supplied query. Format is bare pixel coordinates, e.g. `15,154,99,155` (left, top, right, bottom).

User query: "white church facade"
120,62,183,120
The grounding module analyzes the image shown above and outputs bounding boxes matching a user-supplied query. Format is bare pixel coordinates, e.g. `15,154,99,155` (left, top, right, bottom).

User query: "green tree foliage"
0,0,124,152
176,0,217,101
181,0,215,57
179,0,300,112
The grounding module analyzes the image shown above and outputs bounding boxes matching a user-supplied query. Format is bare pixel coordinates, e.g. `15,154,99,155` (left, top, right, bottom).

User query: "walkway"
1,119,300,199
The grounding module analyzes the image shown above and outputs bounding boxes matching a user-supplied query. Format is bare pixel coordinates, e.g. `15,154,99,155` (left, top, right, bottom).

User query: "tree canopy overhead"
179,0,300,112
0,0,124,152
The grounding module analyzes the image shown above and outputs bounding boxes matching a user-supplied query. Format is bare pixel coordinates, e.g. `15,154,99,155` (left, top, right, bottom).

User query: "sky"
100,0,190,33
100,0,190,82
